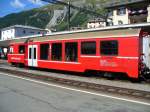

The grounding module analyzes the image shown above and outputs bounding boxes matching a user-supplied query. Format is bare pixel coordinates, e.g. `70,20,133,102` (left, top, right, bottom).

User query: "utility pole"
67,1,71,30
41,0,111,30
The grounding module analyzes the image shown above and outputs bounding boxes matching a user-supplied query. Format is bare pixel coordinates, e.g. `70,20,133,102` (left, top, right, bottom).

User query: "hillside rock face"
46,8,67,29
0,0,107,31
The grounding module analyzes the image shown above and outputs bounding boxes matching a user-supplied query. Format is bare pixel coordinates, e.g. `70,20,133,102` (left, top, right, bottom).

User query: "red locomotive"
7,23,150,80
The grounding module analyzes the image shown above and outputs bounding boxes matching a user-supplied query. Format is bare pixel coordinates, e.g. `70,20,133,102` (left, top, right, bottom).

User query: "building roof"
105,0,148,8
1,25,47,31
88,18,105,23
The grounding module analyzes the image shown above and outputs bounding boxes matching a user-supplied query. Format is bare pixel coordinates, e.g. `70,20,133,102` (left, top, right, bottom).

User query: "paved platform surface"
0,60,150,92
0,73,150,112
0,59,7,64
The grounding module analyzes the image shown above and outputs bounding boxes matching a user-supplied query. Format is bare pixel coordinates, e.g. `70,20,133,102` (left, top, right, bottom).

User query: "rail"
0,67,149,101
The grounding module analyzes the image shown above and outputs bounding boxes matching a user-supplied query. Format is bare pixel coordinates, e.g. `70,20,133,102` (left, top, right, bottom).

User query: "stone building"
105,0,150,25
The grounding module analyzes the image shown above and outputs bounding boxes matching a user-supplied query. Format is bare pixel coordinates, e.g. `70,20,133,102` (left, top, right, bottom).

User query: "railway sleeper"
8,64,149,82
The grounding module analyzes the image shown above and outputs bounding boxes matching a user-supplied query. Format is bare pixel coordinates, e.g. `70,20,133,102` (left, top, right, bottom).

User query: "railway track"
0,67,150,101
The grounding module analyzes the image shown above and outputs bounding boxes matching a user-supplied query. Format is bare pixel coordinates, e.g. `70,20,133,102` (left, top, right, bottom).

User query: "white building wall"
87,22,106,29
108,4,150,26
1,29,15,40
1,27,47,41
112,8,129,25
147,4,150,22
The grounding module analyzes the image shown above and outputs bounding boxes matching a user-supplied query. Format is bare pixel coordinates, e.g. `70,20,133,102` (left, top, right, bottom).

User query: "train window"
9,46,13,54
65,42,78,62
81,41,96,55
52,43,62,61
40,44,49,60
19,45,25,54
100,40,118,55
34,48,36,59
29,48,32,59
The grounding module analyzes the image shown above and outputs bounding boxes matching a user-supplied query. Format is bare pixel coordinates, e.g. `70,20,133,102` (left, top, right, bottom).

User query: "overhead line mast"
40,0,109,30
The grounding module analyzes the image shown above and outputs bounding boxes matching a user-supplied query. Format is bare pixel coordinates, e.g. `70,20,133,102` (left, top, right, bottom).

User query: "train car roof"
5,22,150,44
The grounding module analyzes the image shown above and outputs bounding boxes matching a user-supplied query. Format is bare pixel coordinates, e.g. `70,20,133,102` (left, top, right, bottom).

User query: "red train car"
7,23,150,79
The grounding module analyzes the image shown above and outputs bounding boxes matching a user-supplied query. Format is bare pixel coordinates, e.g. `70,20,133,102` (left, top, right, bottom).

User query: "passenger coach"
7,23,150,80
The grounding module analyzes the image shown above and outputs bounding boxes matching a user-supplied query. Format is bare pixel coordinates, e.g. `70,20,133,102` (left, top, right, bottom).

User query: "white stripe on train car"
80,56,101,58
24,56,138,63
8,54,24,55
9,55,138,59
38,60,81,64
116,56,138,59
80,55,138,59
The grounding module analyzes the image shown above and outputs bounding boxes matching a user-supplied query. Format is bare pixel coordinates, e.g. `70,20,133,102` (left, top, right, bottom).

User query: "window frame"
29,48,32,59
40,43,50,60
65,42,78,62
33,47,36,59
81,41,96,55
19,45,25,54
117,7,126,15
108,10,113,17
100,40,118,56
51,43,62,61
9,46,14,54
23,30,26,34
118,20,123,25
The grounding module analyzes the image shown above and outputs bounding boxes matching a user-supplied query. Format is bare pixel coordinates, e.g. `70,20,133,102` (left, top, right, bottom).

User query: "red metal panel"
37,61,84,72
7,35,140,79
8,54,25,63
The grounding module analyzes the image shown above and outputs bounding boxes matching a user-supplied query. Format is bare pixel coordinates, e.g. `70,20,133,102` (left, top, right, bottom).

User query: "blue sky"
0,0,49,17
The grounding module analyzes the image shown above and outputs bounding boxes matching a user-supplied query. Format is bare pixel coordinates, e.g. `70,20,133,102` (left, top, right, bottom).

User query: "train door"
28,45,38,67
142,35,150,69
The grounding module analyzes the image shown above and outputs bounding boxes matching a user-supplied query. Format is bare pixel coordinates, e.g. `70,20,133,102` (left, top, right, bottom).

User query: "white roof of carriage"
1,22,150,45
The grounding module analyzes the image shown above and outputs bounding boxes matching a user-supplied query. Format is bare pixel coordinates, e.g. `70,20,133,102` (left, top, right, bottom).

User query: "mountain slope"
0,0,108,31
0,4,55,29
